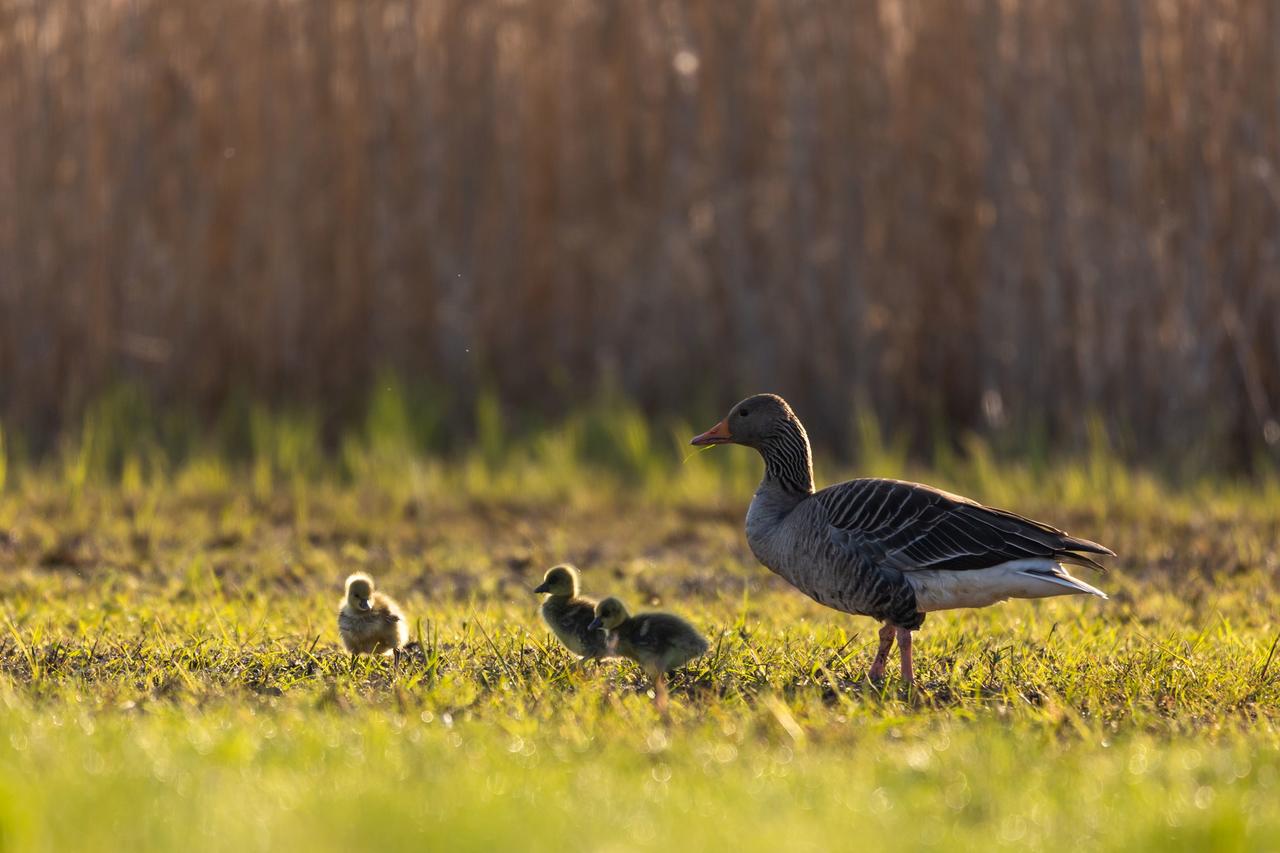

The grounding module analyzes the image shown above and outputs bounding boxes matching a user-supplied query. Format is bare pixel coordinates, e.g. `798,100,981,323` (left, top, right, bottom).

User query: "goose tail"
1016,564,1109,600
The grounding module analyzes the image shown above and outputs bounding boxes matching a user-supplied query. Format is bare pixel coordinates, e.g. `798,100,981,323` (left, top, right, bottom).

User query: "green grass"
1,402,1279,851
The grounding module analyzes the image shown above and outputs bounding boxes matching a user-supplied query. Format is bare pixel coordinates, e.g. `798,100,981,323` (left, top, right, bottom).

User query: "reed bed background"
2,0,1279,467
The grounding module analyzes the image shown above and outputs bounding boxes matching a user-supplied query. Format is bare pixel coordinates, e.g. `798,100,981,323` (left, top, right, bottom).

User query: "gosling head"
690,393,799,450
345,572,375,611
533,564,579,597
587,596,630,632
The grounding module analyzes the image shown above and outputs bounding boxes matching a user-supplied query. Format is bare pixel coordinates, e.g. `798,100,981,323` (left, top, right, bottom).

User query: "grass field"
1,406,1279,851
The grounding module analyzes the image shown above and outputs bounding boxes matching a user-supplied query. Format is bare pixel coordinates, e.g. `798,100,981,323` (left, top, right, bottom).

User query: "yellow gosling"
588,596,709,714
533,564,610,660
338,572,409,664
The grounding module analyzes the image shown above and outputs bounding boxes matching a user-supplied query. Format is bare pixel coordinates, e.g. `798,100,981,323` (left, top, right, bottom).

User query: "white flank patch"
905,558,1109,613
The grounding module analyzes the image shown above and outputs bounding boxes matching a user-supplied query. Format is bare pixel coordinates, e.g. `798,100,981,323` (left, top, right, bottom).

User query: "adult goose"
691,394,1113,686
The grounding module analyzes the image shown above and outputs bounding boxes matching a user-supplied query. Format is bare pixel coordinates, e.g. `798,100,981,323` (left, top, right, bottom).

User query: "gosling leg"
653,671,670,716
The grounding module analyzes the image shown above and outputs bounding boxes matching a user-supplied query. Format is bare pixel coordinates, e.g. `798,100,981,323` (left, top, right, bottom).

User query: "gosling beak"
533,581,551,594
587,618,604,632
690,419,733,446
358,599,372,611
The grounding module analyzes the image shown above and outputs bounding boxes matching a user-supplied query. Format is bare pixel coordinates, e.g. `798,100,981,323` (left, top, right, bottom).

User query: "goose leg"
868,623,896,682
895,626,915,687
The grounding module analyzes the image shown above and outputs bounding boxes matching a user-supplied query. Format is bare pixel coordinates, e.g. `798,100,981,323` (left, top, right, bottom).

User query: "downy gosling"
338,572,409,660
588,596,709,712
533,564,610,660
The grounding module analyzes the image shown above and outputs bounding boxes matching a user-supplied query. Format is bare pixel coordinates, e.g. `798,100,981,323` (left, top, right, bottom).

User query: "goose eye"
738,407,750,417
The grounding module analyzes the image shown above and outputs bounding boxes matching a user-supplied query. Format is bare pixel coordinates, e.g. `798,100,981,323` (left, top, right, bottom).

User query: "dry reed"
1,0,1278,465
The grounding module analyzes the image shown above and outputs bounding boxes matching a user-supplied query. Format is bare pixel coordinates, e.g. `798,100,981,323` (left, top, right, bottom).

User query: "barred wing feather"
817,479,1114,574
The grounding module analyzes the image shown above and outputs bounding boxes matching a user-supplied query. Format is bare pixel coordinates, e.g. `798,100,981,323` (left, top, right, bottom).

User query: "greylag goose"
691,394,1113,687
338,572,409,660
588,597,709,712
533,564,611,660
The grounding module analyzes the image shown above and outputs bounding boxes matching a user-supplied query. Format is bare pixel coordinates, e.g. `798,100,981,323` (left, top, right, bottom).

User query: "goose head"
690,393,797,449
691,394,814,493
533,564,579,596
345,572,375,611
587,596,630,632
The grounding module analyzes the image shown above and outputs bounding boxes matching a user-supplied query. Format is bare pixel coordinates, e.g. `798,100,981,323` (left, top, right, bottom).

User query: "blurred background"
1,0,1278,471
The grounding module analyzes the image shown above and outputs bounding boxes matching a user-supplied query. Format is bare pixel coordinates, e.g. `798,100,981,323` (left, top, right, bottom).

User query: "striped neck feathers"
758,416,815,495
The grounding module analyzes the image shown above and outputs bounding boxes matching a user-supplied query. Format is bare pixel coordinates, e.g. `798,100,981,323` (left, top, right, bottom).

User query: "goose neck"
758,418,815,496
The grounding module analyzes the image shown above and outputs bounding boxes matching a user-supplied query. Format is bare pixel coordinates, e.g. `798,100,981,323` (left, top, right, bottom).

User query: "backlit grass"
1,402,1279,851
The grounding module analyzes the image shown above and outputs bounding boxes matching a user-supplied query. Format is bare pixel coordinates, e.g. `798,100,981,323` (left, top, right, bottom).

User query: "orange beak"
690,419,734,446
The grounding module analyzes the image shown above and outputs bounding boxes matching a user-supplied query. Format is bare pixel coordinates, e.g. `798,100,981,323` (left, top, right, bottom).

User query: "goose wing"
815,478,1114,573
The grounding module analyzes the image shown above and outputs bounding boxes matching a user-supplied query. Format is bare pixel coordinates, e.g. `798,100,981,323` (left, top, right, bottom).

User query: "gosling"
338,572,409,661
533,564,611,660
588,596,709,713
